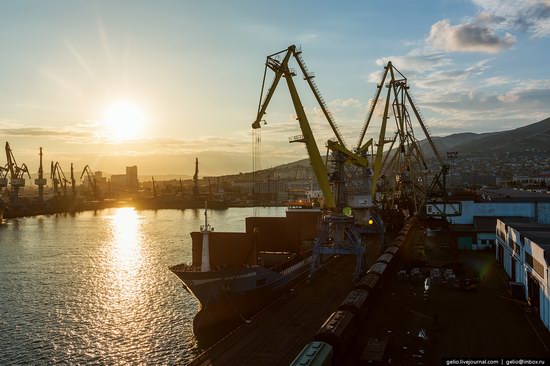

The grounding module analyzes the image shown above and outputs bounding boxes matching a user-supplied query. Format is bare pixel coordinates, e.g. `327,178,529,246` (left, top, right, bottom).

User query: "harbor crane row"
252,45,381,280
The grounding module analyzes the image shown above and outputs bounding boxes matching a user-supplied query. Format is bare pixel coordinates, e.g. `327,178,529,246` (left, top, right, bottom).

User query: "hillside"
417,117,550,158
453,117,550,154
220,117,550,182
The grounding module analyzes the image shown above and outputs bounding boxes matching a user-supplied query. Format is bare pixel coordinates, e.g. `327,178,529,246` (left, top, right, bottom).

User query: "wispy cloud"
297,33,318,43
374,50,453,74
0,126,92,140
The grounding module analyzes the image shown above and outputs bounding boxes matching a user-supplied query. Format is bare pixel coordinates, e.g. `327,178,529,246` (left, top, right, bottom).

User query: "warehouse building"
495,218,550,332
441,188,550,250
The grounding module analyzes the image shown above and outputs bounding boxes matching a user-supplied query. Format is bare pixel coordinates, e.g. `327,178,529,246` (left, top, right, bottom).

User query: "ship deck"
189,222,550,365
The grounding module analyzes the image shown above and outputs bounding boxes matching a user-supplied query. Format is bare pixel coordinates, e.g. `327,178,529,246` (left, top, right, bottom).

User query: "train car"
313,310,356,357
393,234,407,246
377,253,394,265
368,262,388,278
384,246,400,256
354,272,381,294
289,341,333,366
338,289,370,321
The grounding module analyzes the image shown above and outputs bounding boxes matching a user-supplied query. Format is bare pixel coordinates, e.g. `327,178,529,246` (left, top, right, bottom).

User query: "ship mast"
201,201,212,272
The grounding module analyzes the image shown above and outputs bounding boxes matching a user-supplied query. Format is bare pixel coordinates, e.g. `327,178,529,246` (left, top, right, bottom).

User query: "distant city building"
513,175,550,186
109,166,139,193
126,166,138,192
495,218,550,332
94,171,108,194
110,174,127,189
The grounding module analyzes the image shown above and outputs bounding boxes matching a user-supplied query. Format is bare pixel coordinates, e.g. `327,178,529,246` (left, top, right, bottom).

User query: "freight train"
290,218,416,366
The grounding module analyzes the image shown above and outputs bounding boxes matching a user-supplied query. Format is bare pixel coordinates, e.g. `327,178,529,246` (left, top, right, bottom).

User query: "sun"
103,101,147,141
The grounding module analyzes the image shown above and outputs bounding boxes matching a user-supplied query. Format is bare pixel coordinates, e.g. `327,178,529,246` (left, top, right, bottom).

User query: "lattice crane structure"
356,62,451,217
252,45,380,280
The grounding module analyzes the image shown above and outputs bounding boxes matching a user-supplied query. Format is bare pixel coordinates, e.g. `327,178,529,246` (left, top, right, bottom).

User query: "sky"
0,0,549,177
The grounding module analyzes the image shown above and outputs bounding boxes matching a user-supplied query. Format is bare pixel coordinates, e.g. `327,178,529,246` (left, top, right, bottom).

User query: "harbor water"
0,206,285,364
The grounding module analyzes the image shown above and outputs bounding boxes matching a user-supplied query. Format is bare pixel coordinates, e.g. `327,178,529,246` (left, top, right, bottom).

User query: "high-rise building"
126,166,138,192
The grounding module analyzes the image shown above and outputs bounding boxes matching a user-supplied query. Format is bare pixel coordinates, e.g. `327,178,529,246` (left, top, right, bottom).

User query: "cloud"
329,98,362,108
0,126,91,140
297,33,318,43
497,92,520,103
472,0,550,38
484,76,511,86
360,1,550,138
427,19,516,53
374,50,453,74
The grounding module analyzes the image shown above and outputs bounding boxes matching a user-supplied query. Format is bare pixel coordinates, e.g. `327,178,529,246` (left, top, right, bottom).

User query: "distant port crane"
193,157,200,200
34,147,47,203
80,165,100,199
51,161,71,198
4,142,31,203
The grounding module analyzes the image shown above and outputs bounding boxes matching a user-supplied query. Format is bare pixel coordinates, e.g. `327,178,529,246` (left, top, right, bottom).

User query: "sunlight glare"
103,101,147,140
110,207,143,270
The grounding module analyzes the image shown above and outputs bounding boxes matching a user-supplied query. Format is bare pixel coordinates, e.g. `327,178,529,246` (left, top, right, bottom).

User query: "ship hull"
170,256,312,332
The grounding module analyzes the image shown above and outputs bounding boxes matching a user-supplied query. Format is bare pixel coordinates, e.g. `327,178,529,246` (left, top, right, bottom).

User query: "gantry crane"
252,45,380,280
80,165,100,199
356,62,452,217
5,142,31,203
51,161,70,198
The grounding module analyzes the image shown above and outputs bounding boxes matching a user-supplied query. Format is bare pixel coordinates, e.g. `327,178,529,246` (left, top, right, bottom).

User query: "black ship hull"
170,254,312,332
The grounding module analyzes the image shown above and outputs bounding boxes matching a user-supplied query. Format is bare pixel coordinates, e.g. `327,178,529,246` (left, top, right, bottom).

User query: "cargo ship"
170,203,321,332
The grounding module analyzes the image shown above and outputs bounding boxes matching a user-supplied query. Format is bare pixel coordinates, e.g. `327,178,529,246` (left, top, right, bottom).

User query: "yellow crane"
356,62,450,216
253,45,337,208
252,45,379,280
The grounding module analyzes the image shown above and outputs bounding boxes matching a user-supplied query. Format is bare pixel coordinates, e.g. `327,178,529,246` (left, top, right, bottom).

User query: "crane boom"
252,45,336,208
293,49,347,148
5,142,30,179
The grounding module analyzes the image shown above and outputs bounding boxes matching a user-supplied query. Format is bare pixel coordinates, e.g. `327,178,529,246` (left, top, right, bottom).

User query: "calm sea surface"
0,206,285,365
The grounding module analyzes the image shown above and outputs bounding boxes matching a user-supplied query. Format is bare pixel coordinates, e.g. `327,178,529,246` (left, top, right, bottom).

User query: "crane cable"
252,63,269,217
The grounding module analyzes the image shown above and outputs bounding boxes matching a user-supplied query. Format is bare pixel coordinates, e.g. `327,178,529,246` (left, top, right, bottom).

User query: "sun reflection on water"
109,207,143,300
